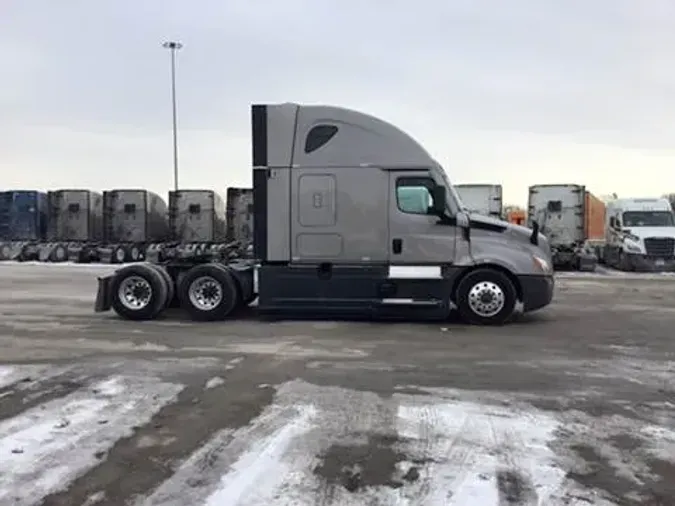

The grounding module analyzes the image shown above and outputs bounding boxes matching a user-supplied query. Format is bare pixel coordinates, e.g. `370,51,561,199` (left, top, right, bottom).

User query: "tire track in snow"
0,375,183,506
42,366,278,506
133,381,620,506
0,365,86,423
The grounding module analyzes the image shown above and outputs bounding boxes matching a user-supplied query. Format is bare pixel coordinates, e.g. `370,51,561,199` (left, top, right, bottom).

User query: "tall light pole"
162,41,182,191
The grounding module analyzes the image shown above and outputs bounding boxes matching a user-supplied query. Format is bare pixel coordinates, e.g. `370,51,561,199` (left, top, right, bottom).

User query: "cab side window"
396,177,435,215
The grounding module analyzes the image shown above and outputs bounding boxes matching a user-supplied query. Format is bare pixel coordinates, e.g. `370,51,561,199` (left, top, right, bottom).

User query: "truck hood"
624,227,675,240
469,213,552,260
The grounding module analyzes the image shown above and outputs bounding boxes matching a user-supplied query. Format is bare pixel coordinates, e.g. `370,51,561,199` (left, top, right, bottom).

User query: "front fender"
459,240,544,276
469,255,523,274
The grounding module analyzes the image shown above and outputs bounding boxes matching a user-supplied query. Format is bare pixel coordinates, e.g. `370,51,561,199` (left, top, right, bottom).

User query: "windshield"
623,211,675,227
430,164,464,214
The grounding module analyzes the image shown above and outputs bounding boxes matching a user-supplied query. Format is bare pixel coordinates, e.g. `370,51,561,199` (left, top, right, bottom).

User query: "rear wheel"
178,264,240,321
110,264,168,320
455,268,517,325
148,264,174,308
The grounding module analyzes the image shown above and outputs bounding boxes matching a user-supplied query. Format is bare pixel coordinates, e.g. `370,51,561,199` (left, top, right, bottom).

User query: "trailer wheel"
53,244,67,262
110,264,168,320
178,264,239,321
454,268,517,325
113,245,127,264
129,245,142,262
148,264,174,308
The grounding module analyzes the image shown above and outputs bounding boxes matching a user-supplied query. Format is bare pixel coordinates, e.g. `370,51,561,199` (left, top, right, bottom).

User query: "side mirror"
430,186,446,216
609,217,616,228
615,219,622,229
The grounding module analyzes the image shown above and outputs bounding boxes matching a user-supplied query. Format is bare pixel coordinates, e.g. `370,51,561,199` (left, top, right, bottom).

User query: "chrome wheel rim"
188,276,223,311
118,276,152,310
468,281,505,317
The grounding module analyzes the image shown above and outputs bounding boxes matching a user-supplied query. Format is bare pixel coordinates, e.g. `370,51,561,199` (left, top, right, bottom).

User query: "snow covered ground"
0,363,671,506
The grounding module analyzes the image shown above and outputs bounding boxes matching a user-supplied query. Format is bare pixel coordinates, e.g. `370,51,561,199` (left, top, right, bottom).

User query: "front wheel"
455,268,517,325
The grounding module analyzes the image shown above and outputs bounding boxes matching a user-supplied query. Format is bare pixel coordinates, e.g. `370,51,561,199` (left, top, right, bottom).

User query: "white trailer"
603,198,675,271
455,184,503,218
527,184,599,271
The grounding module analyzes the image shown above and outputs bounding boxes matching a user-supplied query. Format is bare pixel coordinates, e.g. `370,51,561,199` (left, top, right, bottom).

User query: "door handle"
392,238,402,254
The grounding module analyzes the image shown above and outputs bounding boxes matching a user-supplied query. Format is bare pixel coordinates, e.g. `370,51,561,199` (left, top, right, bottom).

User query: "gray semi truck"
94,103,554,325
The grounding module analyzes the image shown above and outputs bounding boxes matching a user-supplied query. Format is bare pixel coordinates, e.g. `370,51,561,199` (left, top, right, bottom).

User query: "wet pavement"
0,262,674,506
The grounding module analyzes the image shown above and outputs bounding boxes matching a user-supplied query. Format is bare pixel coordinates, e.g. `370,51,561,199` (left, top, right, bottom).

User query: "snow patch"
204,405,317,506
0,365,55,389
136,382,623,506
0,376,183,506
205,377,225,389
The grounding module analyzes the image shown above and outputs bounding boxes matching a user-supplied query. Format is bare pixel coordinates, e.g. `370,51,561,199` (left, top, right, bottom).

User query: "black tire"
110,264,168,320
52,244,67,262
618,250,633,271
113,245,127,264
148,264,175,308
455,268,517,326
129,245,143,262
178,264,240,321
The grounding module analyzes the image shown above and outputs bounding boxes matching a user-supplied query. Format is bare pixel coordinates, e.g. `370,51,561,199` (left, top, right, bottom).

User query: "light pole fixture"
162,41,183,191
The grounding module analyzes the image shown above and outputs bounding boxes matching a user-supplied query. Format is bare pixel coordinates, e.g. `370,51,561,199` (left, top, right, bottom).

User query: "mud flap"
94,275,113,312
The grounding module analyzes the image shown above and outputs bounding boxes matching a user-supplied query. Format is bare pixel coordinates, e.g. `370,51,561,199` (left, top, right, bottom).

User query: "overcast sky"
2,0,675,205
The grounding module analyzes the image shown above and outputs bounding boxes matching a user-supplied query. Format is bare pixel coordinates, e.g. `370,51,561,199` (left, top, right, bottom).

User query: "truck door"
387,171,457,264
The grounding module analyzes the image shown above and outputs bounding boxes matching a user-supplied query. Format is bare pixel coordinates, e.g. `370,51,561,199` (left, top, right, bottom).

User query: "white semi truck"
602,198,675,271
94,103,555,325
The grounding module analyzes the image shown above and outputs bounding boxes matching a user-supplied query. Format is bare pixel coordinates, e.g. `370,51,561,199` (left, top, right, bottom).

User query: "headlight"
533,255,551,272
623,240,642,253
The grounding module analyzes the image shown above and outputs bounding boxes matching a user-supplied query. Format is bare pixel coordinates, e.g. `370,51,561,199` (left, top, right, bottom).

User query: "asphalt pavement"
0,262,674,506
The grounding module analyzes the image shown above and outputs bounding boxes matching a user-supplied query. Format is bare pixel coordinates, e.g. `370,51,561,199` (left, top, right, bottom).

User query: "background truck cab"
603,198,675,271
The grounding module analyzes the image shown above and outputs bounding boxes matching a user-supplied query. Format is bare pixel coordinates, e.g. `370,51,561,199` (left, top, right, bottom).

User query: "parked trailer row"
462,184,675,273
0,188,253,263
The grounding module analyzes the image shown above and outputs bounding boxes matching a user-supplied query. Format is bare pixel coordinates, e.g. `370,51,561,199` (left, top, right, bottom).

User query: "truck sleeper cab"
94,102,555,325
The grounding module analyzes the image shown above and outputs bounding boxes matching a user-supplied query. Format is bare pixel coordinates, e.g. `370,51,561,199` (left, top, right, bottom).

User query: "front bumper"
625,253,675,272
518,274,555,312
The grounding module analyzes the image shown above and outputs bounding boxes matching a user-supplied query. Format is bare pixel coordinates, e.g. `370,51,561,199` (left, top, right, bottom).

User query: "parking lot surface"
0,263,674,506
